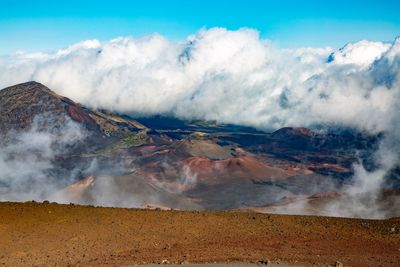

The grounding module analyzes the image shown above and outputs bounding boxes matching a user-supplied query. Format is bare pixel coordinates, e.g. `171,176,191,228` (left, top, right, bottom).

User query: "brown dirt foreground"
0,202,399,267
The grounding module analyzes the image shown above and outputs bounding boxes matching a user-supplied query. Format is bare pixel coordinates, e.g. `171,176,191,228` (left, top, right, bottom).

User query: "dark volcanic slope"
0,81,146,140
1,81,397,217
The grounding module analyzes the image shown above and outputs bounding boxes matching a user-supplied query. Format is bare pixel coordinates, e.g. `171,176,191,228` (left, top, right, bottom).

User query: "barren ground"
0,202,399,267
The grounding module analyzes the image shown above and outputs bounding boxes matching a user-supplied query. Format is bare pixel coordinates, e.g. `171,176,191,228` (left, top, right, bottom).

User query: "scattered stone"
258,258,271,265
335,261,344,267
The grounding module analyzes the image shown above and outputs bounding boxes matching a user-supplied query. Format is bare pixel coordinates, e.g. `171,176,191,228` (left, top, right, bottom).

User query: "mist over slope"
0,28,399,219
0,82,398,218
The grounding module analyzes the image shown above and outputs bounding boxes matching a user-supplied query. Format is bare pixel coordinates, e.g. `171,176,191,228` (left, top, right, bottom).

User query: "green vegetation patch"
96,131,149,154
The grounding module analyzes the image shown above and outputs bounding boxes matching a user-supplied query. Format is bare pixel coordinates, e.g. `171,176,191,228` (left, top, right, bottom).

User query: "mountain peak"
0,81,70,132
0,81,146,138
15,81,46,87
2,81,54,94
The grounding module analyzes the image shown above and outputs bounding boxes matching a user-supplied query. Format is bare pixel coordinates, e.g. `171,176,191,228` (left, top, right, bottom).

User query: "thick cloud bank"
1,27,399,133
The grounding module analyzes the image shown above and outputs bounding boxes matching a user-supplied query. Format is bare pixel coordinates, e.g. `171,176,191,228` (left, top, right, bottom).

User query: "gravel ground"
0,201,399,267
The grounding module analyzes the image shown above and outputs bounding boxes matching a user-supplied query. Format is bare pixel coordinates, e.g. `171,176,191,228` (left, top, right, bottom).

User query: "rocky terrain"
0,201,399,267
0,81,399,218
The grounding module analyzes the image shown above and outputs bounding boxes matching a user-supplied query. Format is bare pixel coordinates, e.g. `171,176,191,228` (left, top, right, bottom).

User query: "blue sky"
1,0,399,54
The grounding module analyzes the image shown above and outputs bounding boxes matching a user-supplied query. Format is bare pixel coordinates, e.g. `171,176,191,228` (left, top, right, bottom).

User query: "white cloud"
0,27,398,134
327,40,391,67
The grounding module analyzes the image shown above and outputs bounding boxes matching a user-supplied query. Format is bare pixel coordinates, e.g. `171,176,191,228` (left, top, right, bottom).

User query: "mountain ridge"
0,81,398,218
0,81,147,142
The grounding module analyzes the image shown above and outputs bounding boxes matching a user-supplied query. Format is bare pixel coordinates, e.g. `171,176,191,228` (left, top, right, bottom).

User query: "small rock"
258,258,271,265
335,261,344,267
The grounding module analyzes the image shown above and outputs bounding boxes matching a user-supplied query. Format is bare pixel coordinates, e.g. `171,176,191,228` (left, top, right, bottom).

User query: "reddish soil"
182,156,295,181
0,202,399,267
